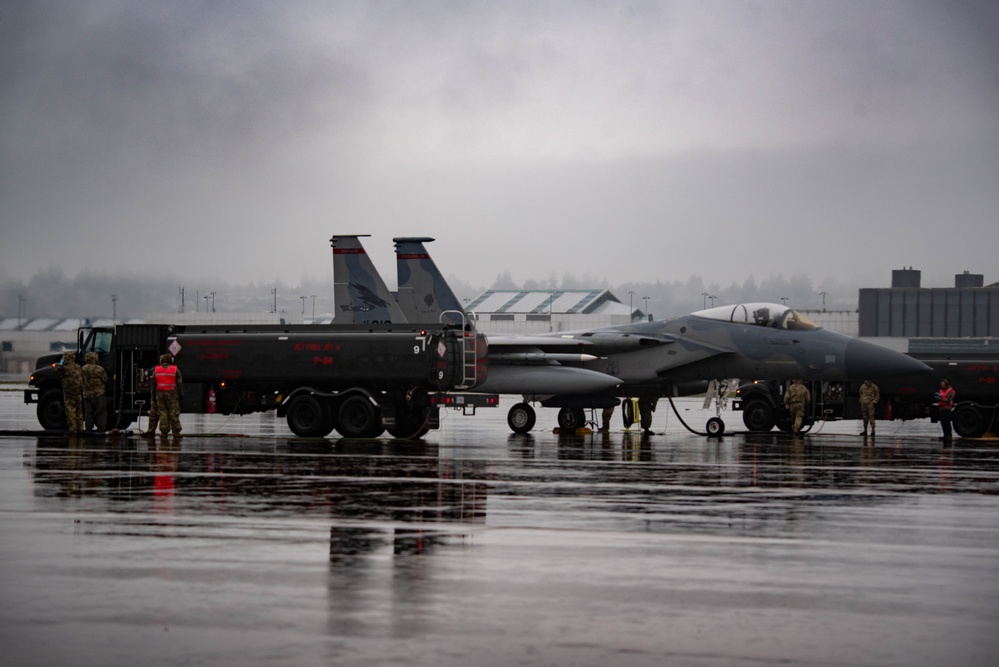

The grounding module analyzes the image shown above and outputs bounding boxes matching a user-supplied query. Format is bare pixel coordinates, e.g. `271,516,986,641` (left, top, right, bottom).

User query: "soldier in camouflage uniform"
55,351,84,433
859,379,880,437
783,379,811,436
154,354,184,435
82,351,109,432
144,381,159,436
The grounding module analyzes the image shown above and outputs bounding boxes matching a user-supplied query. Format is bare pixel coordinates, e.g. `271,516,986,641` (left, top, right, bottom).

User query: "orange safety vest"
155,365,178,391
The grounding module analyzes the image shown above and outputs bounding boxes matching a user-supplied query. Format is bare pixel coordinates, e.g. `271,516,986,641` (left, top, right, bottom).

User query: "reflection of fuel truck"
24,321,490,438
733,342,999,437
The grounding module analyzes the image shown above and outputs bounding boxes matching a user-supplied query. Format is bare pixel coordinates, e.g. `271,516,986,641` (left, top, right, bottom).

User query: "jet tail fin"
330,235,408,324
394,237,466,325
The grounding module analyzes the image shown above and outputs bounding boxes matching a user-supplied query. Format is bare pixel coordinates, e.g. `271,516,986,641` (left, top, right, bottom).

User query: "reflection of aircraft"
334,235,932,435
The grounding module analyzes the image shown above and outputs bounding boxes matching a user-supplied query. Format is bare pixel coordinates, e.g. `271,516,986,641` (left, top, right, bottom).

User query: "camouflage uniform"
82,351,109,431
638,393,659,435
783,379,811,436
55,351,84,433
145,383,159,436
858,380,880,436
600,406,615,432
154,354,184,435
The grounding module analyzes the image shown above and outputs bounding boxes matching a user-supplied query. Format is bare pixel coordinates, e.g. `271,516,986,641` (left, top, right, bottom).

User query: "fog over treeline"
0,268,861,323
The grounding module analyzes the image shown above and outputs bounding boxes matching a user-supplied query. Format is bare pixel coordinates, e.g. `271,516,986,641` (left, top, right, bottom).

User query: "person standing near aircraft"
600,405,615,432
784,379,810,436
81,351,109,432
56,351,84,433
154,354,184,436
936,379,956,442
639,393,659,435
859,379,880,437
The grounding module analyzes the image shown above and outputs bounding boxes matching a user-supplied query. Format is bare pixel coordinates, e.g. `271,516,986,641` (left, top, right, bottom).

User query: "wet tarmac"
2,387,999,666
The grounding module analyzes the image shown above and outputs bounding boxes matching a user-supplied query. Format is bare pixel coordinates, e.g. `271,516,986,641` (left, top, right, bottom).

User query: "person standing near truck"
81,352,109,432
784,379,810,436
936,379,956,443
859,379,880,437
154,354,184,436
56,351,84,433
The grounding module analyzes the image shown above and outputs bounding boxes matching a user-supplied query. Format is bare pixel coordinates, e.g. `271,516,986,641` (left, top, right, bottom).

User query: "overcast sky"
2,0,997,295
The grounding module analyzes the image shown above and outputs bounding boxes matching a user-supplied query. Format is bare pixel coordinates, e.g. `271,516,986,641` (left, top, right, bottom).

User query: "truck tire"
337,395,381,438
286,395,328,438
742,399,776,432
38,390,67,430
387,406,431,439
557,407,586,431
507,403,536,434
953,405,985,438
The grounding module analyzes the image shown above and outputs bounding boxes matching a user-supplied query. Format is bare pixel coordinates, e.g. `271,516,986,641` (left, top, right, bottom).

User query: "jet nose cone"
845,339,932,377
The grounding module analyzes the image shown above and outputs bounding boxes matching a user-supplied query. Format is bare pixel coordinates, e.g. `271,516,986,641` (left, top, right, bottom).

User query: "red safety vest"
155,365,178,391
938,387,955,410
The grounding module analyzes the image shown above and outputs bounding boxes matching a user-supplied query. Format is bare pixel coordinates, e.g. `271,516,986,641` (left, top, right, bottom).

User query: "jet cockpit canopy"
691,302,820,331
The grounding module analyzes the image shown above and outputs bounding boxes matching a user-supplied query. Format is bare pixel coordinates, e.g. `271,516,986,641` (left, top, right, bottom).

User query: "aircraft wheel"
953,405,985,438
557,407,586,431
706,417,725,436
742,400,775,432
508,403,536,434
287,395,328,437
337,395,382,438
37,390,67,430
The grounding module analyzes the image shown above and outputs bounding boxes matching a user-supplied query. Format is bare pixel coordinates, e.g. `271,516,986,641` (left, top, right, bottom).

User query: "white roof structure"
466,289,635,317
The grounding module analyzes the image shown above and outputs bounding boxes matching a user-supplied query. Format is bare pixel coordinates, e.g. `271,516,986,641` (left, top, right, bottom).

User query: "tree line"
0,267,859,323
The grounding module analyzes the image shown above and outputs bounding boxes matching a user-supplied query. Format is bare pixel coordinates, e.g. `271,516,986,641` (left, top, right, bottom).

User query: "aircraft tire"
742,400,775,432
557,407,586,431
706,417,725,436
508,403,536,434
38,390,67,430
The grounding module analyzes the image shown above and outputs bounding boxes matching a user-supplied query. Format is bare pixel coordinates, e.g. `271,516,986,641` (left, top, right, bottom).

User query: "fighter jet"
334,235,931,435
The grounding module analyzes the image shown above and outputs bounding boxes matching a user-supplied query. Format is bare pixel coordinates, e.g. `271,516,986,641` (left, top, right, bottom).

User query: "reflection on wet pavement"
2,393,999,666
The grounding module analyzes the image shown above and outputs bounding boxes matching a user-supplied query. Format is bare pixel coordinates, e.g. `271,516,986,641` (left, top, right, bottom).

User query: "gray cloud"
2,0,997,296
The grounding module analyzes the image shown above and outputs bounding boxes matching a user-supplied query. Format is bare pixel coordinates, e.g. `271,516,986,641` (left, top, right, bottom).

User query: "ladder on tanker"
443,310,479,390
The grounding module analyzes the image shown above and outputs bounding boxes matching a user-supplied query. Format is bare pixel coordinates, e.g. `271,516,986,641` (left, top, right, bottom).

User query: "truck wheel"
337,396,380,438
507,403,536,434
953,405,985,438
742,400,775,432
38,390,67,430
286,395,328,438
388,407,431,439
557,407,586,431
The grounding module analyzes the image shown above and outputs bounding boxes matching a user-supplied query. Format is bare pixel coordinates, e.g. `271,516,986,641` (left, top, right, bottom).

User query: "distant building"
465,289,639,334
859,268,999,337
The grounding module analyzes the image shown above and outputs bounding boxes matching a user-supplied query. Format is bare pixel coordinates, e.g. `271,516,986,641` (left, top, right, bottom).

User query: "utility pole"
300,295,306,316
310,294,316,321
179,287,185,314
271,287,277,314
17,294,27,329
112,294,118,321
210,291,216,313
820,291,827,311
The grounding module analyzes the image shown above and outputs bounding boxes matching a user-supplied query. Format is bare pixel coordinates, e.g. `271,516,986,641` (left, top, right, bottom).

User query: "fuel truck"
24,319,490,438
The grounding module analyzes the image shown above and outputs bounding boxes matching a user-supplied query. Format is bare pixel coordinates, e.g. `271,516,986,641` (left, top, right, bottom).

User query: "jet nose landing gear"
706,416,725,436
702,378,738,437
